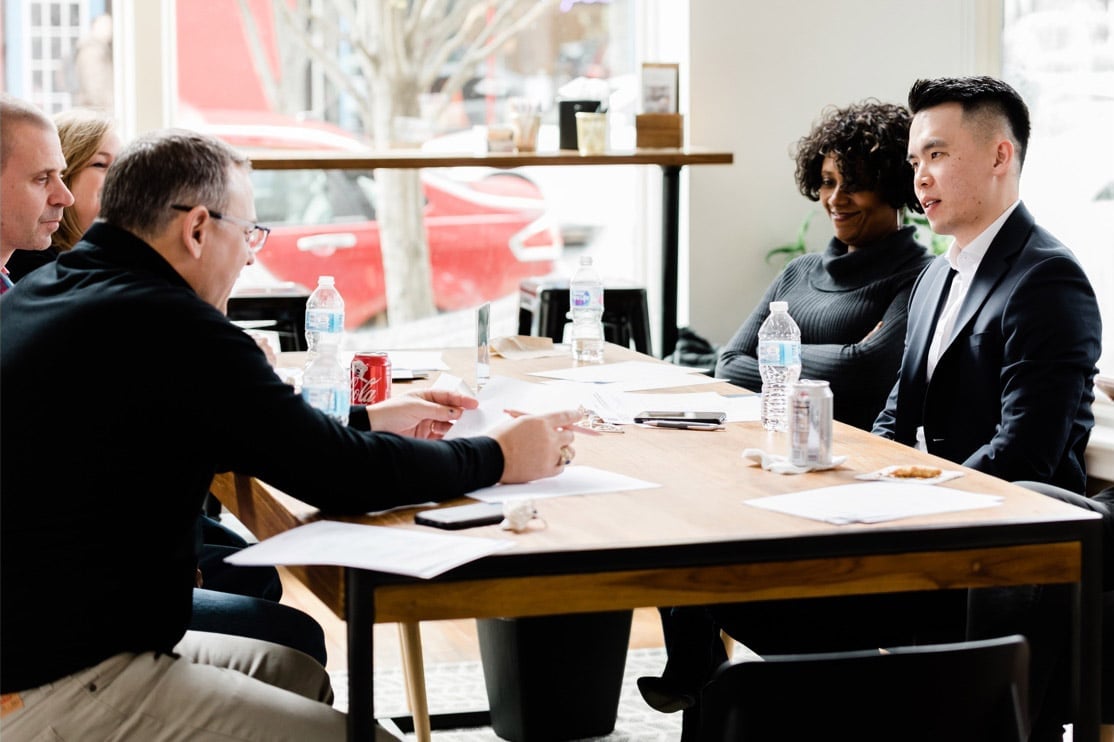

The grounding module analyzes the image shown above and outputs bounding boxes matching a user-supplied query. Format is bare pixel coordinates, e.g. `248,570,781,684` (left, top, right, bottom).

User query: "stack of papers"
225,520,514,579
745,482,1003,525
467,465,659,503
529,360,719,392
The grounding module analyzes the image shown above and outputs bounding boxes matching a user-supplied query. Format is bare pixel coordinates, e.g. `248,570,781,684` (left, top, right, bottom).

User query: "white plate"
855,465,965,486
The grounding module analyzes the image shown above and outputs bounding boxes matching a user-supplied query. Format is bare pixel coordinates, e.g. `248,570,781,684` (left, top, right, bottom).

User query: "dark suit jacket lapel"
905,256,954,391
944,203,1035,349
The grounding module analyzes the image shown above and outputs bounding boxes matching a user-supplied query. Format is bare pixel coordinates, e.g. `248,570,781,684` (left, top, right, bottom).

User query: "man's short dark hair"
794,100,921,213
99,129,249,238
0,94,56,170
907,76,1031,169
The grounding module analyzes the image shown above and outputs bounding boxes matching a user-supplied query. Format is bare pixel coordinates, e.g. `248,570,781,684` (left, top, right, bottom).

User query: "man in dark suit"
873,76,1101,493
873,76,1102,742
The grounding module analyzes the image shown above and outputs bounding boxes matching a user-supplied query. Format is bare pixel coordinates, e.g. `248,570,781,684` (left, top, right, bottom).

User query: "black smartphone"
414,502,504,530
391,369,430,382
633,410,727,425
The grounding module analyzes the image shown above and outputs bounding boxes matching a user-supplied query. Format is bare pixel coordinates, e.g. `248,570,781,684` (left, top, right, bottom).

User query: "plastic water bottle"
302,276,349,425
304,275,345,352
569,256,605,363
302,346,350,425
757,301,801,432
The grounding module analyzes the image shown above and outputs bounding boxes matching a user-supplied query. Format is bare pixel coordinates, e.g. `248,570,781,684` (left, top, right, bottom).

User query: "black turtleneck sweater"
716,226,932,431
1,222,505,692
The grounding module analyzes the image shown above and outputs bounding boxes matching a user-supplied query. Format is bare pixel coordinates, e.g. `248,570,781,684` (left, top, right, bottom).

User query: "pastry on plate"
888,465,942,479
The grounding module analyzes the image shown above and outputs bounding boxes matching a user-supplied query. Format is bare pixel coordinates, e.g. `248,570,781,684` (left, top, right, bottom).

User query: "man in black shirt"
0,128,580,741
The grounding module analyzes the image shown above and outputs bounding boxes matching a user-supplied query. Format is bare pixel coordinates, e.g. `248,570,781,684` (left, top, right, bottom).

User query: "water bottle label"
302,386,349,420
305,309,345,333
757,340,801,366
571,288,593,309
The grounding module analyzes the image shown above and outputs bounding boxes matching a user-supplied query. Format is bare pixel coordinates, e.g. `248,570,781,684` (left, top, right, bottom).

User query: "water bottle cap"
769,301,788,312
318,276,335,286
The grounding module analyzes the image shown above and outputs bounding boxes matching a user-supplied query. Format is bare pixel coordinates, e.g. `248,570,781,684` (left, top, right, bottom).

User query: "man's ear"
993,138,1015,173
181,207,208,260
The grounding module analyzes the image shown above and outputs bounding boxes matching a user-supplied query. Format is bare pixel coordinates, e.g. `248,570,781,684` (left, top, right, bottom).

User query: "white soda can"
789,380,833,467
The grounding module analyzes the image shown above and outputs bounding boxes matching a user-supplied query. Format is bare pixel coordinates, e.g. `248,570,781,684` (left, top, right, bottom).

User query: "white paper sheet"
439,374,584,439
224,520,514,579
387,350,450,371
529,360,719,391
589,390,761,424
744,482,1003,525
467,465,661,503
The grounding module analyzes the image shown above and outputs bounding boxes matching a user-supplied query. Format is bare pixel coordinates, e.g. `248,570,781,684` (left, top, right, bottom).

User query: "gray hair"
99,128,249,237
1,94,56,171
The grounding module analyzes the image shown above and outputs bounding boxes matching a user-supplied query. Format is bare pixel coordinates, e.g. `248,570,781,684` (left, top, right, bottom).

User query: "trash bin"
477,610,633,741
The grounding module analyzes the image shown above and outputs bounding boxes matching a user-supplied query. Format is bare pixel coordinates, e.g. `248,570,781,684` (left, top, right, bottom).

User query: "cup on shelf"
510,112,541,152
575,112,607,156
486,124,516,153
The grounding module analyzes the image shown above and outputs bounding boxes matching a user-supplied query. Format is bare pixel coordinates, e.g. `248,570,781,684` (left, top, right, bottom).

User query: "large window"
171,0,648,347
1002,0,1114,374
2,0,654,348
7,0,93,113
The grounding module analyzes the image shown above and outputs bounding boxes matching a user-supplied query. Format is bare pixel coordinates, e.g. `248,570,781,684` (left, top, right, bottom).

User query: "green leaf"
765,212,814,266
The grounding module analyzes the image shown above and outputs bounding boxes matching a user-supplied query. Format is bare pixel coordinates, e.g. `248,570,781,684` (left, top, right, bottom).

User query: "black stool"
477,611,633,742
227,286,311,352
518,277,652,356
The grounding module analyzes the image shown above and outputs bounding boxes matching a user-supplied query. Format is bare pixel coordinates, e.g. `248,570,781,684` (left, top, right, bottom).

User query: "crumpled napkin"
743,447,847,475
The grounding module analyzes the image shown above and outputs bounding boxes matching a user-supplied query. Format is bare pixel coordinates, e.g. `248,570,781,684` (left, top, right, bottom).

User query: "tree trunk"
371,76,436,324
239,0,562,325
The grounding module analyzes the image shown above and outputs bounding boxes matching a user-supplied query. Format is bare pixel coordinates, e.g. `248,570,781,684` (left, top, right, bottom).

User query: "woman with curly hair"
716,100,933,430
5,108,120,280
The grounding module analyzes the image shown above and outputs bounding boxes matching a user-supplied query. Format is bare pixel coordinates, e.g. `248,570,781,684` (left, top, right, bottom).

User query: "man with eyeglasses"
0,128,582,741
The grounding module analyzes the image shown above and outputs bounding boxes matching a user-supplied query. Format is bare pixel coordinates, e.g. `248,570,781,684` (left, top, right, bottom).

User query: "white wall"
687,0,998,345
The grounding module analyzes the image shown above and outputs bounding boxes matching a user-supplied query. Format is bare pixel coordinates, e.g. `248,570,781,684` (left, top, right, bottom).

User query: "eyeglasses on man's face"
171,204,270,253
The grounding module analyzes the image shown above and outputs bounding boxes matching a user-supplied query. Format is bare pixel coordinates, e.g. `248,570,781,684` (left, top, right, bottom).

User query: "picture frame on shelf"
641,63,679,114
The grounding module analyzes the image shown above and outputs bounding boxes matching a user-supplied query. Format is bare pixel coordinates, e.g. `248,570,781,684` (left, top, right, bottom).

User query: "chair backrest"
698,634,1029,742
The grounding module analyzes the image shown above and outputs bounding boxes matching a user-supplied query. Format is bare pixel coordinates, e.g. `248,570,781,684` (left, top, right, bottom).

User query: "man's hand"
491,409,582,484
365,389,479,439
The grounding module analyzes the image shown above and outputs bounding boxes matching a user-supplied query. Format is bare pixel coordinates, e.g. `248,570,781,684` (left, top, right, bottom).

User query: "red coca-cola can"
351,351,391,405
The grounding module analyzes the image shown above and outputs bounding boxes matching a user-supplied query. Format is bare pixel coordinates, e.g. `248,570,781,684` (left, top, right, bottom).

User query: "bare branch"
273,0,372,125
416,3,490,90
328,0,358,30
464,0,559,66
424,0,560,99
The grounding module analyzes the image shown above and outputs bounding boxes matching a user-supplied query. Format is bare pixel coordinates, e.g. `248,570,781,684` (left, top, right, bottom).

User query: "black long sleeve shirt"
0,222,504,691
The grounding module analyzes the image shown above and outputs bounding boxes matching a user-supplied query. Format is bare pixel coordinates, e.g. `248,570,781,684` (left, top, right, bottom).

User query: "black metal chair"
518,277,652,356
227,286,311,352
697,635,1030,742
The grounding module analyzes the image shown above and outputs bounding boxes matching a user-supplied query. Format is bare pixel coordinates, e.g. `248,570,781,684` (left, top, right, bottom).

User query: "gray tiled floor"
332,648,683,741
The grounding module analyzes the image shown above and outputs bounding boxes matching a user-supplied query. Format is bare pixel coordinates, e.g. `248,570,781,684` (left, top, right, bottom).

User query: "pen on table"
640,420,725,431
504,408,604,435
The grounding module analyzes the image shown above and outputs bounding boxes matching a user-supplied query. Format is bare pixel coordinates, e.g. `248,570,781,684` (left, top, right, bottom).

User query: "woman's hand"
491,409,583,483
365,389,479,439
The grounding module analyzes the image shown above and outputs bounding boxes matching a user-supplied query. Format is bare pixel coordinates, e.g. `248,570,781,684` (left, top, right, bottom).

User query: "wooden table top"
213,344,1098,619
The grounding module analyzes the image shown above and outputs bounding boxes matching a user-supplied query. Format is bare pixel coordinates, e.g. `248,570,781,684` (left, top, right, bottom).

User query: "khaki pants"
1,631,399,742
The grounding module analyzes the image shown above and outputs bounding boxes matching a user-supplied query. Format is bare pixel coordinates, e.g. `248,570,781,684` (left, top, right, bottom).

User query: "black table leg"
347,568,376,742
660,164,682,359
1073,522,1103,741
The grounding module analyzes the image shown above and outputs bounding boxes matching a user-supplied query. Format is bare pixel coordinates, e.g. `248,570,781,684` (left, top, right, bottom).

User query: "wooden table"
211,345,1103,741
243,148,735,358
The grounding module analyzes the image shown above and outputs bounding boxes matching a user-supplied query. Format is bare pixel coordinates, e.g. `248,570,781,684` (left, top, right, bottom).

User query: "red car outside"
202,113,561,327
